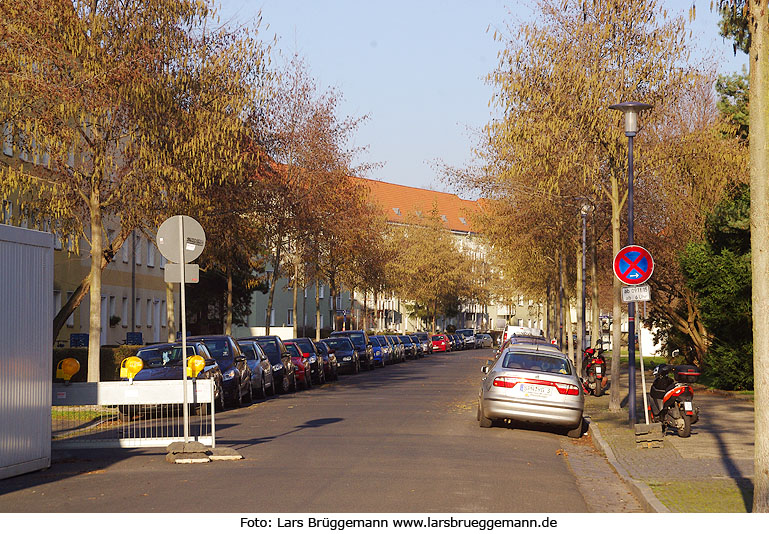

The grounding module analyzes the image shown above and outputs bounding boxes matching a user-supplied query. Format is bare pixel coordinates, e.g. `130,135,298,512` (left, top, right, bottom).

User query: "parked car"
447,334,458,351
386,335,405,362
413,332,433,355
431,334,450,352
133,342,225,412
477,346,584,437
475,333,494,349
371,335,394,365
330,330,373,370
398,335,417,359
409,335,424,358
456,329,476,350
243,336,297,394
369,336,387,367
285,337,326,385
187,335,252,408
323,337,360,374
237,340,275,398
315,340,339,381
284,341,312,390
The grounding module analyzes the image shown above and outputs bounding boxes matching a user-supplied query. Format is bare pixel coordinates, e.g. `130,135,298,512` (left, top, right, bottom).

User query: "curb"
588,420,670,513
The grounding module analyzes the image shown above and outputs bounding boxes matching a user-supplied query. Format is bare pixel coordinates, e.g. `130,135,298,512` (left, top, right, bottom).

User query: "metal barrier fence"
51,380,215,449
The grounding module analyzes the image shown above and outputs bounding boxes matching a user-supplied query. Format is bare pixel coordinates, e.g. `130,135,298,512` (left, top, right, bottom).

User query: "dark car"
133,342,225,412
323,337,360,374
330,330,373,370
387,334,405,362
315,340,339,381
285,338,326,385
409,335,424,358
238,340,275,398
187,335,251,408
456,329,476,350
414,332,433,355
284,341,312,390
398,335,416,359
243,336,297,394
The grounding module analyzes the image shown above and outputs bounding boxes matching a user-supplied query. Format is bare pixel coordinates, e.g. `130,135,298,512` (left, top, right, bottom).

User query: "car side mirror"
235,356,246,363
486,359,494,366
481,366,489,374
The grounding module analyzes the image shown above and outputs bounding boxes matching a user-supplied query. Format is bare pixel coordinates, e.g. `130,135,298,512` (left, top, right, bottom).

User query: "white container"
0,224,53,479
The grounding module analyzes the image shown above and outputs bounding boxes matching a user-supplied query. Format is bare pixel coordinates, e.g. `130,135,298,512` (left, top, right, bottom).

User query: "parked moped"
581,347,608,397
647,364,700,437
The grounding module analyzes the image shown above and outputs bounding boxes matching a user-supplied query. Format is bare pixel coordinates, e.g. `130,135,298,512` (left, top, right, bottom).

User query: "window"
109,296,116,327
53,290,61,319
146,299,152,327
440,214,448,222
122,238,129,263
53,232,63,251
270,309,275,327
392,207,401,216
2,124,12,156
135,237,142,265
161,300,167,327
160,255,166,269
459,217,467,225
1,199,11,224
122,298,128,327
147,241,154,267
135,298,142,327
319,285,324,299
336,296,342,310
320,314,324,330
287,309,293,326
65,291,74,327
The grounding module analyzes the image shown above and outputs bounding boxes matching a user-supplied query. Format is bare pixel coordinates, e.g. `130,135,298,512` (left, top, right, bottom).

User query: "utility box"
0,224,53,479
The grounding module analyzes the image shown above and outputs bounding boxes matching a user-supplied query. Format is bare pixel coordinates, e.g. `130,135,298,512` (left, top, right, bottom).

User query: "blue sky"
216,1,748,195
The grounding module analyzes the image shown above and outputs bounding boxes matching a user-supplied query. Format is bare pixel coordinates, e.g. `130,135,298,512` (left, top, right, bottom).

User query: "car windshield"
431,336,443,341
370,337,381,347
255,340,283,364
502,352,572,375
399,336,411,343
137,346,196,367
238,343,257,360
347,333,365,346
416,333,428,341
285,344,301,358
456,329,473,337
293,339,314,353
324,338,353,351
198,339,230,360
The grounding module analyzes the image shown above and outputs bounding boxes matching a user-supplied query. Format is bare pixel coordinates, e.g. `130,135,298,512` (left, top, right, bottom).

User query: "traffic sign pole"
179,216,189,443
627,133,637,427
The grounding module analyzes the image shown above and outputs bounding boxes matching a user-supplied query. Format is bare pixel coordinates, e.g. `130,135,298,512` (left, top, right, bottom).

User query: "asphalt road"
0,348,594,513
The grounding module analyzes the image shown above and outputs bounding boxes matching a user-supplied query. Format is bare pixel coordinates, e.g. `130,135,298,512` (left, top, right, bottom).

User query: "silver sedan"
477,346,584,437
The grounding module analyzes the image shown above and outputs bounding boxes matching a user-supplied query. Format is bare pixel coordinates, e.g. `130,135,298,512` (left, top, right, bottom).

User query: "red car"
431,334,450,352
284,341,312,390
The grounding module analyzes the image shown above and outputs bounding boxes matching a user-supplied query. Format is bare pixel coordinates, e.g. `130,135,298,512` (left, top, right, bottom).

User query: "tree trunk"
225,261,233,335
87,191,103,383
363,290,368,331
265,235,282,336
591,220,601,350
292,261,299,338
749,3,769,510
566,293,575,369
610,172,623,412
315,279,321,340
166,282,175,342
558,251,565,348
52,232,128,343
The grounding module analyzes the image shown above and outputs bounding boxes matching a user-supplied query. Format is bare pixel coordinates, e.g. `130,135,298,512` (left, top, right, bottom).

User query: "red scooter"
581,347,607,397
647,364,700,437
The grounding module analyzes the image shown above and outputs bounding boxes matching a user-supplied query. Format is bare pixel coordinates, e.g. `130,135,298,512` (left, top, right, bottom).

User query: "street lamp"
609,101,652,427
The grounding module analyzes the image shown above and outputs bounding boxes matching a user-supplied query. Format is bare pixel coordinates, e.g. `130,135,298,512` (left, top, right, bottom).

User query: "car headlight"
308,355,317,364
223,369,237,380
342,356,352,361
272,363,283,371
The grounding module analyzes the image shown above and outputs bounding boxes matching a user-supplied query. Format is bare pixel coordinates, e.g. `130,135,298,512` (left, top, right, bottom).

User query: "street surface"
0,349,637,513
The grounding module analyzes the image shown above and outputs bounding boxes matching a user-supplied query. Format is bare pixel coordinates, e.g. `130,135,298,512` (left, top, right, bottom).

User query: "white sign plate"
622,284,651,302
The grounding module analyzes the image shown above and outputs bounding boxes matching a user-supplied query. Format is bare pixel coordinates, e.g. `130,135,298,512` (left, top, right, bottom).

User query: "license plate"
684,401,693,411
595,366,602,373
520,383,550,397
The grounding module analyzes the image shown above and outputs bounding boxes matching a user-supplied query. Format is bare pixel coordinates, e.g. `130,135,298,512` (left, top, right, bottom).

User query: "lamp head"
609,101,653,136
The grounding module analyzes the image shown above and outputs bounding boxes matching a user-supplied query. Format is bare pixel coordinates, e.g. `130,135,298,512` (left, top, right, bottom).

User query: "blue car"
369,336,387,368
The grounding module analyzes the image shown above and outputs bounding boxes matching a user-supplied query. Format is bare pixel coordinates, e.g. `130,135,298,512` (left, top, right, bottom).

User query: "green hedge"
53,346,143,382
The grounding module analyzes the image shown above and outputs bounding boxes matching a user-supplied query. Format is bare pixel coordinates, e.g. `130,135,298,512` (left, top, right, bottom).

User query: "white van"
501,325,544,347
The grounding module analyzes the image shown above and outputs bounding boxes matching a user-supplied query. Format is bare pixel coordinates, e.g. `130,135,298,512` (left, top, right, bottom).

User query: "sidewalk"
583,362,755,512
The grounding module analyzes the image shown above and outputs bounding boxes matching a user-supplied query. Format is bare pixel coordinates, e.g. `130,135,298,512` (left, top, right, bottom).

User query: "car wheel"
244,379,253,404
257,378,267,399
478,404,493,428
281,374,290,394
232,380,243,408
216,386,226,412
305,371,312,389
290,372,297,392
567,418,585,438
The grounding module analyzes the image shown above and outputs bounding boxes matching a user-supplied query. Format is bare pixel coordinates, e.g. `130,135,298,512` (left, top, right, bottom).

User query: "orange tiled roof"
355,177,478,233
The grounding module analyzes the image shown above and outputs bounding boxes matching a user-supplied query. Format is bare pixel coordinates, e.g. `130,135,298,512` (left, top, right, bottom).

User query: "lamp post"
580,203,592,354
609,101,652,426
